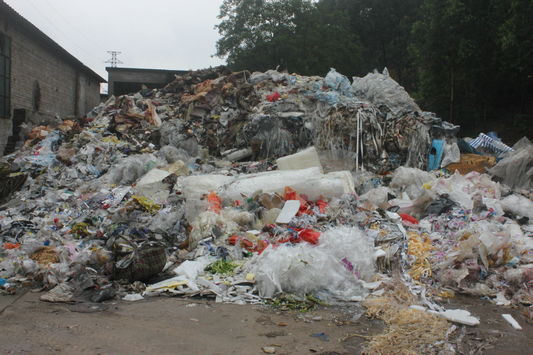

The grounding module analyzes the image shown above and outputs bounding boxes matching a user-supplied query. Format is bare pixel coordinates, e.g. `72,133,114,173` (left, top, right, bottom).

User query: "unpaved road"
1,291,532,354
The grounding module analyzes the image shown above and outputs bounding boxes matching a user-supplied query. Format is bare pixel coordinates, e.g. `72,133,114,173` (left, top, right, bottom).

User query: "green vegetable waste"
204,259,238,275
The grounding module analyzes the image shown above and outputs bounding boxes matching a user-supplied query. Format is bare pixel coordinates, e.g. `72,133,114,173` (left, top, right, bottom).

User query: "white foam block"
439,309,480,326
502,314,522,330
276,146,324,173
276,200,301,224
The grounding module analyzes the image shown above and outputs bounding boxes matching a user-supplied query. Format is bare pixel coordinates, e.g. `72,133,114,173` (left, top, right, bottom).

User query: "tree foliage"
215,0,360,76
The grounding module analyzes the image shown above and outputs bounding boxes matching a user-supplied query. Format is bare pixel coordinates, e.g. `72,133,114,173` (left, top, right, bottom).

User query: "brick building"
0,1,106,155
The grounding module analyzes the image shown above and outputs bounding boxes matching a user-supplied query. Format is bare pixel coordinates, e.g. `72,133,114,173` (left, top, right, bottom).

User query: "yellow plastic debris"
131,195,161,213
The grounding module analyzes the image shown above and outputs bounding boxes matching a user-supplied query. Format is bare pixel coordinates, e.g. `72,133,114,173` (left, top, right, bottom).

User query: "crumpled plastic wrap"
250,226,375,295
489,147,533,190
501,194,533,223
97,154,165,186
351,68,420,117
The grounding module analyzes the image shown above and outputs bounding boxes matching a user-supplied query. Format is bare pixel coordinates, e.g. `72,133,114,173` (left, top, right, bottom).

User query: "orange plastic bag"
4,243,20,250
207,190,222,213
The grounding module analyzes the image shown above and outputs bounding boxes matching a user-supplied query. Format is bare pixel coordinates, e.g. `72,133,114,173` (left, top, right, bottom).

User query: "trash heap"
1,65,532,353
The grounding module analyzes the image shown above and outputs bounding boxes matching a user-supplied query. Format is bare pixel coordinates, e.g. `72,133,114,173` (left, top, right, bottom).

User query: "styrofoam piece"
326,170,356,193
276,200,301,224
276,146,324,173
177,174,233,199
219,167,352,202
173,257,210,279
350,296,365,302
371,289,384,296
374,249,387,258
122,293,144,301
502,314,522,330
197,277,223,295
439,309,480,326
134,169,171,196
494,292,511,306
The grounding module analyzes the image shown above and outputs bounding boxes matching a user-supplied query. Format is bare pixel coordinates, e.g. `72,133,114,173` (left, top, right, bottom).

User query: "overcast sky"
5,0,227,92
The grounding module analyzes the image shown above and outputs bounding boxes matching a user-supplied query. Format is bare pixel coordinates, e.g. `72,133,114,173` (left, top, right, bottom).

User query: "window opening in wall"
0,32,10,118
32,80,41,112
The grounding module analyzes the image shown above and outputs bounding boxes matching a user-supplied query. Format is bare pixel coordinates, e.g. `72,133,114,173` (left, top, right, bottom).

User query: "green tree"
499,0,533,115
214,0,360,76
411,0,532,135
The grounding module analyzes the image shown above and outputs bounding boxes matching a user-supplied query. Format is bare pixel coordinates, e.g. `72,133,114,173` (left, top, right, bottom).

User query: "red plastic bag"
400,213,419,225
284,186,297,201
266,92,281,102
297,229,321,245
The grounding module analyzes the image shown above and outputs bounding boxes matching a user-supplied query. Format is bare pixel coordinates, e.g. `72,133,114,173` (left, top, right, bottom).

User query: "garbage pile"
1,65,532,352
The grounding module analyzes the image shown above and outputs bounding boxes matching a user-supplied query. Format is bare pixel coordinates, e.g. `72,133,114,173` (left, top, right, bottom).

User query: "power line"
25,0,106,63
43,0,107,52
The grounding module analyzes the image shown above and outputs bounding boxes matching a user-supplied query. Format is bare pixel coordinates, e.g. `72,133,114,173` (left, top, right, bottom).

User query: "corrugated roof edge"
0,0,106,83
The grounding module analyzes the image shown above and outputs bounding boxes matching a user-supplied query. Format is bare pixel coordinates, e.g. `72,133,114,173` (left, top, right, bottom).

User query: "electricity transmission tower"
105,51,123,67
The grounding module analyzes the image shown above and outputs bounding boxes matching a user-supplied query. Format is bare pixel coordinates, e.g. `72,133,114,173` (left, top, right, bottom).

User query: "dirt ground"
1,291,532,355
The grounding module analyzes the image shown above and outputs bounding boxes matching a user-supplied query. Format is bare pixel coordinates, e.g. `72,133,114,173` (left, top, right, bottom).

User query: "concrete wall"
107,68,187,97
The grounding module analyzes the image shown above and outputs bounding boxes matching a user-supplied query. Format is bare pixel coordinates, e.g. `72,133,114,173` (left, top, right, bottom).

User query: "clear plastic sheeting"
324,68,351,94
489,147,533,190
351,68,421,117
97,154,164,186
390,167,436,189
250,226,374,296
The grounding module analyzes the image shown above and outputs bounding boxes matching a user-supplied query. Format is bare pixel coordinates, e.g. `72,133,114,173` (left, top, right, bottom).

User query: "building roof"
0,1,106,83
105,67,188,74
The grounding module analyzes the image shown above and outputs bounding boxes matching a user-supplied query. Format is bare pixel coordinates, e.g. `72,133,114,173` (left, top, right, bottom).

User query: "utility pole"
104,51,123,67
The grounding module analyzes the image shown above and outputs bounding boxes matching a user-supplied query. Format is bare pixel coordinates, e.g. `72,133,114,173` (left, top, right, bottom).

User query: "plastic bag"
159,145,189,164
390,167,435,189
441,143,460,167
324,68,351,94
